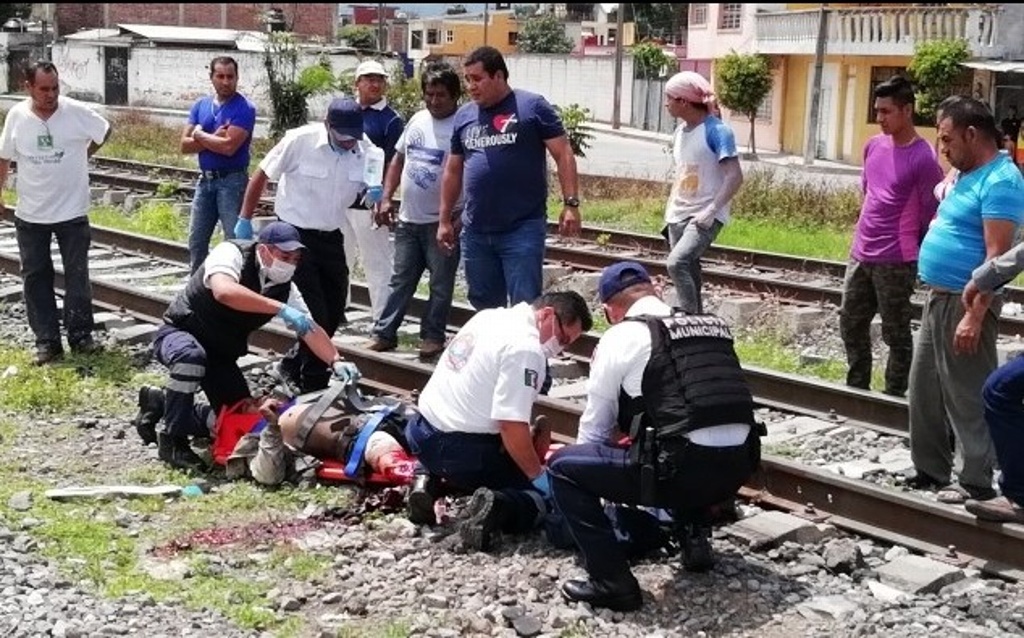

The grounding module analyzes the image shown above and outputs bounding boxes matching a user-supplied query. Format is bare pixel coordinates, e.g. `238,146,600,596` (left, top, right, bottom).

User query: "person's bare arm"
193,123,250,157
437,154,465,254
87,126,113,158
544,135,581,236
180,122,202,154
499,420,544,480
954,218,1017,355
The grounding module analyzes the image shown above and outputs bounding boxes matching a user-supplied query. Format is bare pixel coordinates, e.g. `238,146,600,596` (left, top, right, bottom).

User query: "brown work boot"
363,337,397,352
417,339,445,361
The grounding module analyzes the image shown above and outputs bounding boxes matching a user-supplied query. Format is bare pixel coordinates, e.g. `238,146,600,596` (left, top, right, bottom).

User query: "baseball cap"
257,221,305,252
355,59,388,79
326,97,364,139
599,261,651,303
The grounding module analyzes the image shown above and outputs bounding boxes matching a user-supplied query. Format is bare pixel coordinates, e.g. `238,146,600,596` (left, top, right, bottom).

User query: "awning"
962,59,1024,74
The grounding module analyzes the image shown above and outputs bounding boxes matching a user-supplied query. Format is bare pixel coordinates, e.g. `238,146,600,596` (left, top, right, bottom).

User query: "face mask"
541,315,565,358
258,247,296,283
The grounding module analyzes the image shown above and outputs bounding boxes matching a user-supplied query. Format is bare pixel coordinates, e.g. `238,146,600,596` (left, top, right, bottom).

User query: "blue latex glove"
277,305,312,336
233,217,253,240
364,185,383,205
531,470,552,499
332,360,361,384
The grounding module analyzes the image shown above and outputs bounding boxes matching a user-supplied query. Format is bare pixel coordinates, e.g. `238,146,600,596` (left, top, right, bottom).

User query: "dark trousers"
838,260,917,396
15,216,94,349
548,434,758,582
279,228,348,393
153,325,250,439
405,414,542,533
372,221,459,345
983,355,1024,504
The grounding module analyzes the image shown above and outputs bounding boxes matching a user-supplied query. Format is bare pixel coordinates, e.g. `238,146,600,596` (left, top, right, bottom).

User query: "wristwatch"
563,195,580,208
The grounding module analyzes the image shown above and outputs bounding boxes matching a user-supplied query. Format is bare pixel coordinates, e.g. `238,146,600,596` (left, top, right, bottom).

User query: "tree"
633,3,688,43
908,38,971,122
339,24,377,50
715,51,773,158
263,34,338,139
516,14,574,54
631,41,672,80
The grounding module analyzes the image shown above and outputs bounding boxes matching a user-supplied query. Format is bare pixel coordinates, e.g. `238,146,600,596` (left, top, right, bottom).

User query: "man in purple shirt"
839,76,944,397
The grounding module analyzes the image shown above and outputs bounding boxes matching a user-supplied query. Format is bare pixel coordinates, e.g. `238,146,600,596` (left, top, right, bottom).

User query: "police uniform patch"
524,368,538,389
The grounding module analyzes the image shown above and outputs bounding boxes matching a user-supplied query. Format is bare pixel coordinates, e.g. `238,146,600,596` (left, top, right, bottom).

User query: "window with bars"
730,90,774,123
690,4,708,26
718,4,743,30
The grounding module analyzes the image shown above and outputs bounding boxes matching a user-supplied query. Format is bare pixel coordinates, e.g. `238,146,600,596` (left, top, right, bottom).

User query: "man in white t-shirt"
662,71,744,314
404,291,592,549
0,61,111,364
365,61,463,361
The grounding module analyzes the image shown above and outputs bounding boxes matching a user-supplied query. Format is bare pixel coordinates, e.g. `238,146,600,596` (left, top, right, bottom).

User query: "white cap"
355,60,388,79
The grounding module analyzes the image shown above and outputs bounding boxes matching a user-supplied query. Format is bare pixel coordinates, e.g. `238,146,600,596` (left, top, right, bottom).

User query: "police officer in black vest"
548,261,762,611
148,221,359,471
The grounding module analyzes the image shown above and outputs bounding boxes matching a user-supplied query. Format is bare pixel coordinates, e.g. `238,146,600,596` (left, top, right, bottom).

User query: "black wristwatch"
563,195,580,208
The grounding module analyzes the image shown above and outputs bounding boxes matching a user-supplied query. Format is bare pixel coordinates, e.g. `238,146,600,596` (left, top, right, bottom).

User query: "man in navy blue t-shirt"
180,56,257,274
438,46,582,309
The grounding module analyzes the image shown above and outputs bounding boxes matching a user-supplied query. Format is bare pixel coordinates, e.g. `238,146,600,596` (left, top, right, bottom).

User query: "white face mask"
541,315,565,358
258,247,297,284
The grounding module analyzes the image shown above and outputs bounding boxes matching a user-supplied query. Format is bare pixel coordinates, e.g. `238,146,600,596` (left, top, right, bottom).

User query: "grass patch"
0,345,138,414
334,621,413,638
716,218,852,261
90,200,189,243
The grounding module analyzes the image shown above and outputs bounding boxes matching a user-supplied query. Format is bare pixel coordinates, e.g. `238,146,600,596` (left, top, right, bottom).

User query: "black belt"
199,168,247,180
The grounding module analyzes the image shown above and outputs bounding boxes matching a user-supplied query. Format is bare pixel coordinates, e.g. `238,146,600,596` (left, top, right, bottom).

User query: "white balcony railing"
755,6,1001,57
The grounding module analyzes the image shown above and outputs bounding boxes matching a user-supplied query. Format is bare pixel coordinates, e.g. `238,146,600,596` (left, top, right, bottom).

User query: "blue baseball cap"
257,221,305,252
327,97,364,139
599,261,651,303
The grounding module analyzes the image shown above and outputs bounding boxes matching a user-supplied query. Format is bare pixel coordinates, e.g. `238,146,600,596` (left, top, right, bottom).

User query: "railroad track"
0,218,1020,579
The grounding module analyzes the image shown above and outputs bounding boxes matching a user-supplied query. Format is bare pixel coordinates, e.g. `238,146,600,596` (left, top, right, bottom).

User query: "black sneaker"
903,471,950,491
132,386,165,446
407,475,438,526
34,343,64,366
157,432,208,473
680,524,715,572
459,487,502,552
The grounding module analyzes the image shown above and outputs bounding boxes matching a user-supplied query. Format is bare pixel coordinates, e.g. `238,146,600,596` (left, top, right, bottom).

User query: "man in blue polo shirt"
908,97,1024,504
180,56,257,274
438,46,581,310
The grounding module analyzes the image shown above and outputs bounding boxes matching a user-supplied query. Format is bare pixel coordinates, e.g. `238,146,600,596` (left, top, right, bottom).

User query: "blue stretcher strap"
344,404,399,478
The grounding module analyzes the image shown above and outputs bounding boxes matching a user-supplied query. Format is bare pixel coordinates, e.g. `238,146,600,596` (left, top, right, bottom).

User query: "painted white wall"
504,53,634,124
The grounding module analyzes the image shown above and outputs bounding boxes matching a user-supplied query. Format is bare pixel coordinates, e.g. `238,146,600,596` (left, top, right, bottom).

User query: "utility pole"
377,2,387,52
804,3,829,165
483,4,489,47
612,3,626,129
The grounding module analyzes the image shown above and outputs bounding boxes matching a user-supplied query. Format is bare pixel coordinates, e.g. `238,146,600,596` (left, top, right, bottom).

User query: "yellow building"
709,3,1003,164
406,10,519,65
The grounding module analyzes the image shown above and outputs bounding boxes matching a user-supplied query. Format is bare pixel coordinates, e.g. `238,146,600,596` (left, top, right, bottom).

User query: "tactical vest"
164,241,291,359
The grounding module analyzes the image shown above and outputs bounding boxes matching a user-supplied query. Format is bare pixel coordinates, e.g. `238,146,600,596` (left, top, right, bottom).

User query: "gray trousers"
908,289,999,489
665,218,722,314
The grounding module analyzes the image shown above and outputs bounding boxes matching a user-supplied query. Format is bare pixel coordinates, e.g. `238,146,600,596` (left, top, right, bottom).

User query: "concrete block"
866,579,909,603
102,189,129,206
90,186,107,202
796,595,861,622
542,264,572,290
722,511,825,550
799,350,833,367
875,554,965,595
547,357,586,381
548,379,588,400
869,316,883,343
236,354,269,372
877,448,914,475
782,307,827,336
122,193,147,212
92,311,136,332
997,341,1024,367
764,415,841,447
825,459,885,480
560,271,602,301
110,323,159,346
0,285,23,303
717,297,762,328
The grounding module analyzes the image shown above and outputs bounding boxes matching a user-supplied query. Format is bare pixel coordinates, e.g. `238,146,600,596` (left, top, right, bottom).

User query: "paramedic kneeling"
548,261,761,611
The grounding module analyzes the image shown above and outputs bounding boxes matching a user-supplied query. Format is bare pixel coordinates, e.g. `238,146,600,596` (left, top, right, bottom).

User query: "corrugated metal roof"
65,28,122,40
116,23,258,45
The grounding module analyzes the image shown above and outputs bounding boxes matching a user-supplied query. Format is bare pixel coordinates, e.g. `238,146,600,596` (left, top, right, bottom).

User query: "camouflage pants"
838,260,917,396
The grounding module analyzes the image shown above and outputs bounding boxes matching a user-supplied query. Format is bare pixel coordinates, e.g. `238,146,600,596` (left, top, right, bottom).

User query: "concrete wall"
50,41,368,117
998,4,1024,61
504,53,635,124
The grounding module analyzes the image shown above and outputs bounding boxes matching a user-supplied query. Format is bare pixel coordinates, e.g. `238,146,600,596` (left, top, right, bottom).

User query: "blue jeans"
15,215,94,349
188,171,248,273
983,356,1024,504
372,221,459,345
665,218,722,314
461,216,545,310
405,414,543,533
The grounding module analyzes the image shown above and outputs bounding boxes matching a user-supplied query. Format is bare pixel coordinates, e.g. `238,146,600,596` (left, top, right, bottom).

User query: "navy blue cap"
599,261,651,303
257,221,304,252
326,97,364,138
